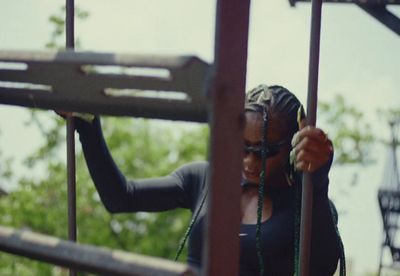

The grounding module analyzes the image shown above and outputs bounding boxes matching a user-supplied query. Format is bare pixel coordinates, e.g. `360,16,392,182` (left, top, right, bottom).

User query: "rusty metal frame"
65,1,77,276
0,0,250,275
357,4,400,36
0,225,195,276
290,0,400,5
298,0,323,273
204,0,250,275
289,0,400,36
0,50,210,122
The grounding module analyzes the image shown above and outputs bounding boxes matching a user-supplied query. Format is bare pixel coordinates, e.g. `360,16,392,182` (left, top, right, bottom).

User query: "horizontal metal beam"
0,50,210,122
289,0,400,6
289,0,400,36
357,4,400,36
0,225,197,276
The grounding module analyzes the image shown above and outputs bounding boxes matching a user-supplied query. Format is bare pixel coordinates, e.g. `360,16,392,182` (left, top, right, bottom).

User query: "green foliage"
1,2,398,274
0,136,12,194
0,112,208,275
319,95,376,166
46,5,89,49
377,107,400,147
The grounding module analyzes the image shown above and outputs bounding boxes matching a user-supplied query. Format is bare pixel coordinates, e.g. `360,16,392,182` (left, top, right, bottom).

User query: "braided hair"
245,84,304,139
245,84,345,276
245,84,304,275
176,84,345,275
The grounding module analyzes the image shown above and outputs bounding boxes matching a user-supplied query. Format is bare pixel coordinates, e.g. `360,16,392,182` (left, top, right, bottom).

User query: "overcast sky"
1,0,400,274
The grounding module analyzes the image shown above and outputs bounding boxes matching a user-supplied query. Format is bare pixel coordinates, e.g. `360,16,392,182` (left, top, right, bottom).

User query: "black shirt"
76,117,340,275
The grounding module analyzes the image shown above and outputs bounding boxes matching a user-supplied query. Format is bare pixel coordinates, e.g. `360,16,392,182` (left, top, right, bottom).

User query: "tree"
1,6,209,274
1,3,397,275
0,113,208,275
319,94,375,166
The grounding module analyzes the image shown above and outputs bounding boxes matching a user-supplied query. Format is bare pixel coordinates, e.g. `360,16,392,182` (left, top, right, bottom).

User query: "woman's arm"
75,117,206,213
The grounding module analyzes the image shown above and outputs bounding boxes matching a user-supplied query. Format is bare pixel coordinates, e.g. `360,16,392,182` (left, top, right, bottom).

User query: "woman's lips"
243,170,260,181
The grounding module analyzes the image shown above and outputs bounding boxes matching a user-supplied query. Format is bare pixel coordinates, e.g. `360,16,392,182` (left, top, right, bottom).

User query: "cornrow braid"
245,84,305,139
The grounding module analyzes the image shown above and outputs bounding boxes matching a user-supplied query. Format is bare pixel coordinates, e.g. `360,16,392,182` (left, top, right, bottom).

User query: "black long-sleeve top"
76,117,340,276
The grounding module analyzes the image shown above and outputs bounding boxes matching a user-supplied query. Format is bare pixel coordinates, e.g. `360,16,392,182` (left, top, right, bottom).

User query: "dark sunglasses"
244,140,288,159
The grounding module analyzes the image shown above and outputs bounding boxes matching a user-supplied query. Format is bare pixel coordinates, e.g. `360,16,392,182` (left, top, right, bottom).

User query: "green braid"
294,171,302,275
330,202,346,276
293,172,346,276
255,108,268,275
175,186,208,262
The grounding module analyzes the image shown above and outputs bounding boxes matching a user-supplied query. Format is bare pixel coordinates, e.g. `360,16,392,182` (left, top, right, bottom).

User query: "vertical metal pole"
66,1,77,276
390,121,400,187
377,239,384,276
299,0,322,274
203,0,250,275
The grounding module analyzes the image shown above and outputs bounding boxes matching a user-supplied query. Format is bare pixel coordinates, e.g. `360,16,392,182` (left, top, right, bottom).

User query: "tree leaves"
319,95,375,166
0,112,206,275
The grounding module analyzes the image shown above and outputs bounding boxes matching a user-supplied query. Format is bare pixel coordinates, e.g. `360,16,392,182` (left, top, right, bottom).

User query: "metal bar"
66,0,75,49
0,89,208,122
66,1,76,276
67,119,76,234
289,0,400,37
204,0,250,275
0,225,195,276
357,4,400,36
0,50,206,68
289,0,400,6
299,0,323,274
0,51,210,122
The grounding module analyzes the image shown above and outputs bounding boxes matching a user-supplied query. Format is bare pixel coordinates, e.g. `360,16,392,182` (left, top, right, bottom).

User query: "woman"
73,84,342,275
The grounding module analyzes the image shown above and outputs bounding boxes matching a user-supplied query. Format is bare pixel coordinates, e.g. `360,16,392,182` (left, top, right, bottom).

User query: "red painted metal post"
299,0,323,274
204,0,251,275
66,1,77,276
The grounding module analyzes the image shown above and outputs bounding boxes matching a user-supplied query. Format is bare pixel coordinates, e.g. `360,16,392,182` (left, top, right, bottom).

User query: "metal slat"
0,225,195,276
289,0,400,37
357,4,400,36
289,0,400,5
0,50,210,122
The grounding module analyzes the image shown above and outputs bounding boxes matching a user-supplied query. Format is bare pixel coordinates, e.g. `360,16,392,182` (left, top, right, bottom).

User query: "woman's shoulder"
174,161,209,177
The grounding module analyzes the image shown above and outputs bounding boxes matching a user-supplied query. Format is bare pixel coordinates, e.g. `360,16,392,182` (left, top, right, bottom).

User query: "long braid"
175,186,208,261
330,201,347,276
294,173,302,275
255,108,268,275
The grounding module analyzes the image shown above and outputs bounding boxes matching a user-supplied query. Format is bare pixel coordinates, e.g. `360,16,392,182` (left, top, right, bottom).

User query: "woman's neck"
241,186,273,224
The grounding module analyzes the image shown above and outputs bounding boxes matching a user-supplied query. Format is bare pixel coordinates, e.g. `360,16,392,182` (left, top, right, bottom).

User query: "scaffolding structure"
0,0,399,275
378,119,400,275
0,0,250,275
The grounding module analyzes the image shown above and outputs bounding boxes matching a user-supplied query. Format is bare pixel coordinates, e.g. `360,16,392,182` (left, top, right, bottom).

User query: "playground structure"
0,0,399,275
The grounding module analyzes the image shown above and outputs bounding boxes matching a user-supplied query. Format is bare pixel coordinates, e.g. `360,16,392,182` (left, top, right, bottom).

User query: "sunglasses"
244,140,288,159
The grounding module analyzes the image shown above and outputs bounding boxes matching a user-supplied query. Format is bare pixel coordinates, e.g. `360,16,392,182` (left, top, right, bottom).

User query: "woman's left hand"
291,124,333,173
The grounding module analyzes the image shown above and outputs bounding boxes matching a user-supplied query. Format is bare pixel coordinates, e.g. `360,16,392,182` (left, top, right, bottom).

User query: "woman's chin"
242,172,260,184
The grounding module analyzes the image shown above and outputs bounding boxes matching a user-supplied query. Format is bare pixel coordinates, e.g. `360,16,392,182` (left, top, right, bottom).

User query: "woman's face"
242,111,291,186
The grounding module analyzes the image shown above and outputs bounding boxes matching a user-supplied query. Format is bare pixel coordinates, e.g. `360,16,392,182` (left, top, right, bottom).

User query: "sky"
0,0,400,275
